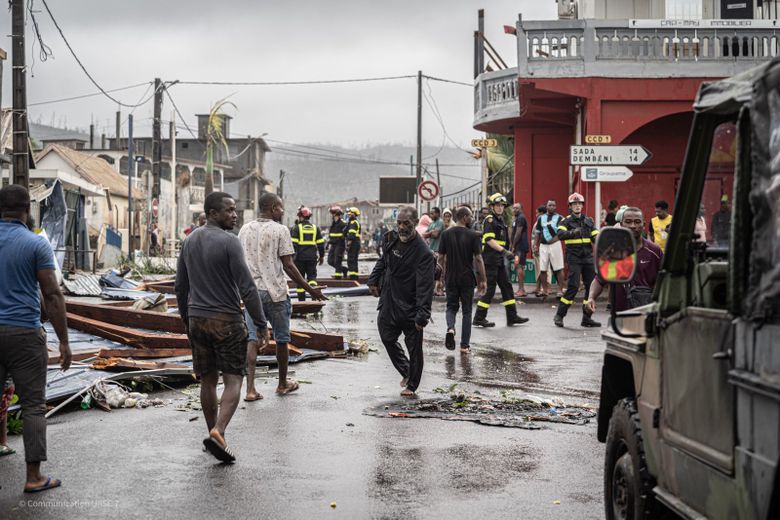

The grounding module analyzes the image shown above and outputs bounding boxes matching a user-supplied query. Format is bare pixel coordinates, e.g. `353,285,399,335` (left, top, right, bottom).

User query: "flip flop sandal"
24,476,61,493
203,436,236,463
276,381,300,395
0,445,15,457
243,394,263,402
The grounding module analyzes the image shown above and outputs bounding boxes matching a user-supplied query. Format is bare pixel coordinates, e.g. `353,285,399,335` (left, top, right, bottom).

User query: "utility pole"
151,77,163,226
435,158,442,207
11,0,29,186
278,169,285,199
416,70,423,213
480,144,488,205
169,110,177,253
115,111,121,150
127,114,134,260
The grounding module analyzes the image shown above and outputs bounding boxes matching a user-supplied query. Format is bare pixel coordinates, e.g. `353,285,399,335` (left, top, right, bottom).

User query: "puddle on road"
364,392,596,430
369,442,536,506
433,345,540,386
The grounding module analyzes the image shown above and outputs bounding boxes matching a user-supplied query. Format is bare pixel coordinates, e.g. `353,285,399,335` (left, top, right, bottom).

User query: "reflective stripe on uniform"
347,271,360,276
563,238,591,245
330,233,343,237
590,229,599,237
333,273,343,278
560,297,573,305
308,280,318,286
502,299,516,306
290,237,300,244
477,301,491,309
296,288,305,293
298,224,318,246
316,238,325,244
558,226,568,231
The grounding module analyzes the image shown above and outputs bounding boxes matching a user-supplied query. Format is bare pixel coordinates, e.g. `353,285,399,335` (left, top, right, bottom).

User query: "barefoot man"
367,206,435,397
175,192,268,463
239,193,326,400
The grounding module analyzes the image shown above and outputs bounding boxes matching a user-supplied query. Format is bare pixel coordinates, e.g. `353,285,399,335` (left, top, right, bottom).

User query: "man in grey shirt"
175,192,268,463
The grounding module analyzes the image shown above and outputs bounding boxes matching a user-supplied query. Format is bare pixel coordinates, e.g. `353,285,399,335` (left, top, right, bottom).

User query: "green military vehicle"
596,60,780,520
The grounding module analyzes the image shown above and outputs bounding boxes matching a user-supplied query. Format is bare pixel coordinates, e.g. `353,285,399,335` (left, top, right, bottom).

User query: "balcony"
474,18,779,127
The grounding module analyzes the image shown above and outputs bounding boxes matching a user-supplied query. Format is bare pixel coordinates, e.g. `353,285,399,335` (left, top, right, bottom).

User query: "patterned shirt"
239,218,296,302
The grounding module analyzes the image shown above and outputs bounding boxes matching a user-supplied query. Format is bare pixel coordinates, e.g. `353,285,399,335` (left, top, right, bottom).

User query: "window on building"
665,0,702,19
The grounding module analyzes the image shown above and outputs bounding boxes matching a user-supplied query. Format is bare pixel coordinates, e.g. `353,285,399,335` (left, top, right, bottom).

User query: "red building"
473,13,773,225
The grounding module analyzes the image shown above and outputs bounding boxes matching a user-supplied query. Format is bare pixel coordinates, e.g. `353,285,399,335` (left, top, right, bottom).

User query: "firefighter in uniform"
290,207,325,302
554,192,602,328
345,207,362,280
473,193,530,327
326,205,348,279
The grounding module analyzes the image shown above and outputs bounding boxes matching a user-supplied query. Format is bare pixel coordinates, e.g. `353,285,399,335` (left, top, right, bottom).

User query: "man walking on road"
438,206,487,353
175,192,268,463
554,193,601,328
368,206,435,397
510,203,529,297
239,193,326,401
0,185,71,493
472,193,529,328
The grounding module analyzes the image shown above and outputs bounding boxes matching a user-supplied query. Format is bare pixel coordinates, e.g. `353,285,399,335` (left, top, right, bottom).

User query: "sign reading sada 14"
570,145,651,166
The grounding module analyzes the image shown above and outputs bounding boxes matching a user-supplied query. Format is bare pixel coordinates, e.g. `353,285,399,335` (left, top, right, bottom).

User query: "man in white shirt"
239,193,326,398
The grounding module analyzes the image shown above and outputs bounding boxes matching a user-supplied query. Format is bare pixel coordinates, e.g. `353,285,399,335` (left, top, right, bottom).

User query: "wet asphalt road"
0,266,609,519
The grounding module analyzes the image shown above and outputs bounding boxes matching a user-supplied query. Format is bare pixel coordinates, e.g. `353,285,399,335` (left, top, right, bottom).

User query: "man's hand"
503,249,515,260
477,280,487,297
260,328,271,347
308,286,328,301
59,342,72,371
587,299,597,315
368,285,380,298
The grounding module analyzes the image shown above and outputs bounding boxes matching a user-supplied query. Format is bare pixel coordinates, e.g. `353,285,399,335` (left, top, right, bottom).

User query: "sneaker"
445,330,456,350
581,317,602,328
507,315,529,326
472,318,496,328
553,315,564,327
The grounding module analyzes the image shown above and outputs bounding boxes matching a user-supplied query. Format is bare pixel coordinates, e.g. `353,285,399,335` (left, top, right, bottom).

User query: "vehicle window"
694,121,736,250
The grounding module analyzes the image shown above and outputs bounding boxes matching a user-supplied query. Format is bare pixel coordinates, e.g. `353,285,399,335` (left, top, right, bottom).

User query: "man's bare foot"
400,377,408,388
460,347,470,354
276,380,300,395
244,392,263,402
400,388,416,398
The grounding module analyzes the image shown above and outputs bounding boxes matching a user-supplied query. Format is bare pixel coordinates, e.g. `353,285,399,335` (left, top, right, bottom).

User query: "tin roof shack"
35,144,145,266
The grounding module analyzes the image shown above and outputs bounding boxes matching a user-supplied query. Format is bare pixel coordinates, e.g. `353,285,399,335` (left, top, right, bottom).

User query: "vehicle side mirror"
595,227,637,284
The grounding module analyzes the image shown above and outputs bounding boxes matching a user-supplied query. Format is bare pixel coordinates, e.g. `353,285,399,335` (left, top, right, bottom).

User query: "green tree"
204,98,236,196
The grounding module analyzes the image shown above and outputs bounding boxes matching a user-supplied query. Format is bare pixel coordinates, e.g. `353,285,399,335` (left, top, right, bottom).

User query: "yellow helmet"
347,207,361,217
488,193,507,205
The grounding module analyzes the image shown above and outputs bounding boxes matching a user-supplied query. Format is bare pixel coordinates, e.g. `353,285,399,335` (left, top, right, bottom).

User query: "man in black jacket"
367,206,435,398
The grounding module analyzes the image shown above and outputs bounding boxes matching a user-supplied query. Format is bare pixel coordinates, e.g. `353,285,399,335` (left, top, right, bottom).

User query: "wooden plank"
91,357,189,371
67,301,185,333
48,350,101,365
97,348,192,359
258,343,302,357
66,313,190,349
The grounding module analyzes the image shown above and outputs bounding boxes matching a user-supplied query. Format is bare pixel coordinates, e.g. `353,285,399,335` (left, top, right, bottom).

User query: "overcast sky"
1,1,556,148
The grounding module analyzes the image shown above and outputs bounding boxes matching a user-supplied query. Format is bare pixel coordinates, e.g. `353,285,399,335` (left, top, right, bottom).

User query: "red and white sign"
152,198,159,218
417,180,440,202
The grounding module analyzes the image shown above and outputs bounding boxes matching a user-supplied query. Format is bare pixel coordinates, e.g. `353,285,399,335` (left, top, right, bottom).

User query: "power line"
28,82,151,107
177,75,417,86
38,0,153,108
424,75,472,87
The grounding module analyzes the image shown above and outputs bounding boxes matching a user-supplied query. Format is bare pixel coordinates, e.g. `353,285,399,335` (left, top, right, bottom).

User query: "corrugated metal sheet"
62,275,102,296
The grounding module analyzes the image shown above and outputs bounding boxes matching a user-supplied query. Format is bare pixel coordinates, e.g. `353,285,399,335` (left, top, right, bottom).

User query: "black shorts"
188,317,248,377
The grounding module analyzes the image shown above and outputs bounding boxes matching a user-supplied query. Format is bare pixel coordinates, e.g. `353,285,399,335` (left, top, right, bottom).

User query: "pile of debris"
364,389,596,430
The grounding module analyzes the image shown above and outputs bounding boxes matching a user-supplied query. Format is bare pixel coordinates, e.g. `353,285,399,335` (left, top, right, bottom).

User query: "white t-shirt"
238,218,295,302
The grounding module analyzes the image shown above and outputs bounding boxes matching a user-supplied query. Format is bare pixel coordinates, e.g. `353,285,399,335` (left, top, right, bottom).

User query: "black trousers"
294,258,318,301
556,256,595,317
377,317,424,392
346,241,360,279
327,241,346,278
474,261,518,321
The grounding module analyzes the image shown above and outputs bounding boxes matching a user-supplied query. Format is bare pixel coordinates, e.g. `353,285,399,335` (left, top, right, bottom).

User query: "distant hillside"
264,144,480,209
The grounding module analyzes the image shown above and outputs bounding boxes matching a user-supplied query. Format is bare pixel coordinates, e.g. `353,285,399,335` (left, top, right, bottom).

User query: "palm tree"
486,133,514,198
204,98,236,196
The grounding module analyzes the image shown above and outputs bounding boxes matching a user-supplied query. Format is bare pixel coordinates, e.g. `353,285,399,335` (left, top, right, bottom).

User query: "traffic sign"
417,180,440,202
152,198,159,218
581,166,634,182
471,138,498,148
570,145,651,166
585,134,612,144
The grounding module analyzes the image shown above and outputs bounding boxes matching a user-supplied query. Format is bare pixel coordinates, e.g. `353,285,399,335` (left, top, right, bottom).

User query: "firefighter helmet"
488,193,507,205
347,207,360,217
568,192,585,204
298,207,312,218
329,205,343,215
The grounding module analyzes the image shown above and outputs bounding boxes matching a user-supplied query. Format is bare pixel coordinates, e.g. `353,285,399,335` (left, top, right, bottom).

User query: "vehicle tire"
604,398,657,520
